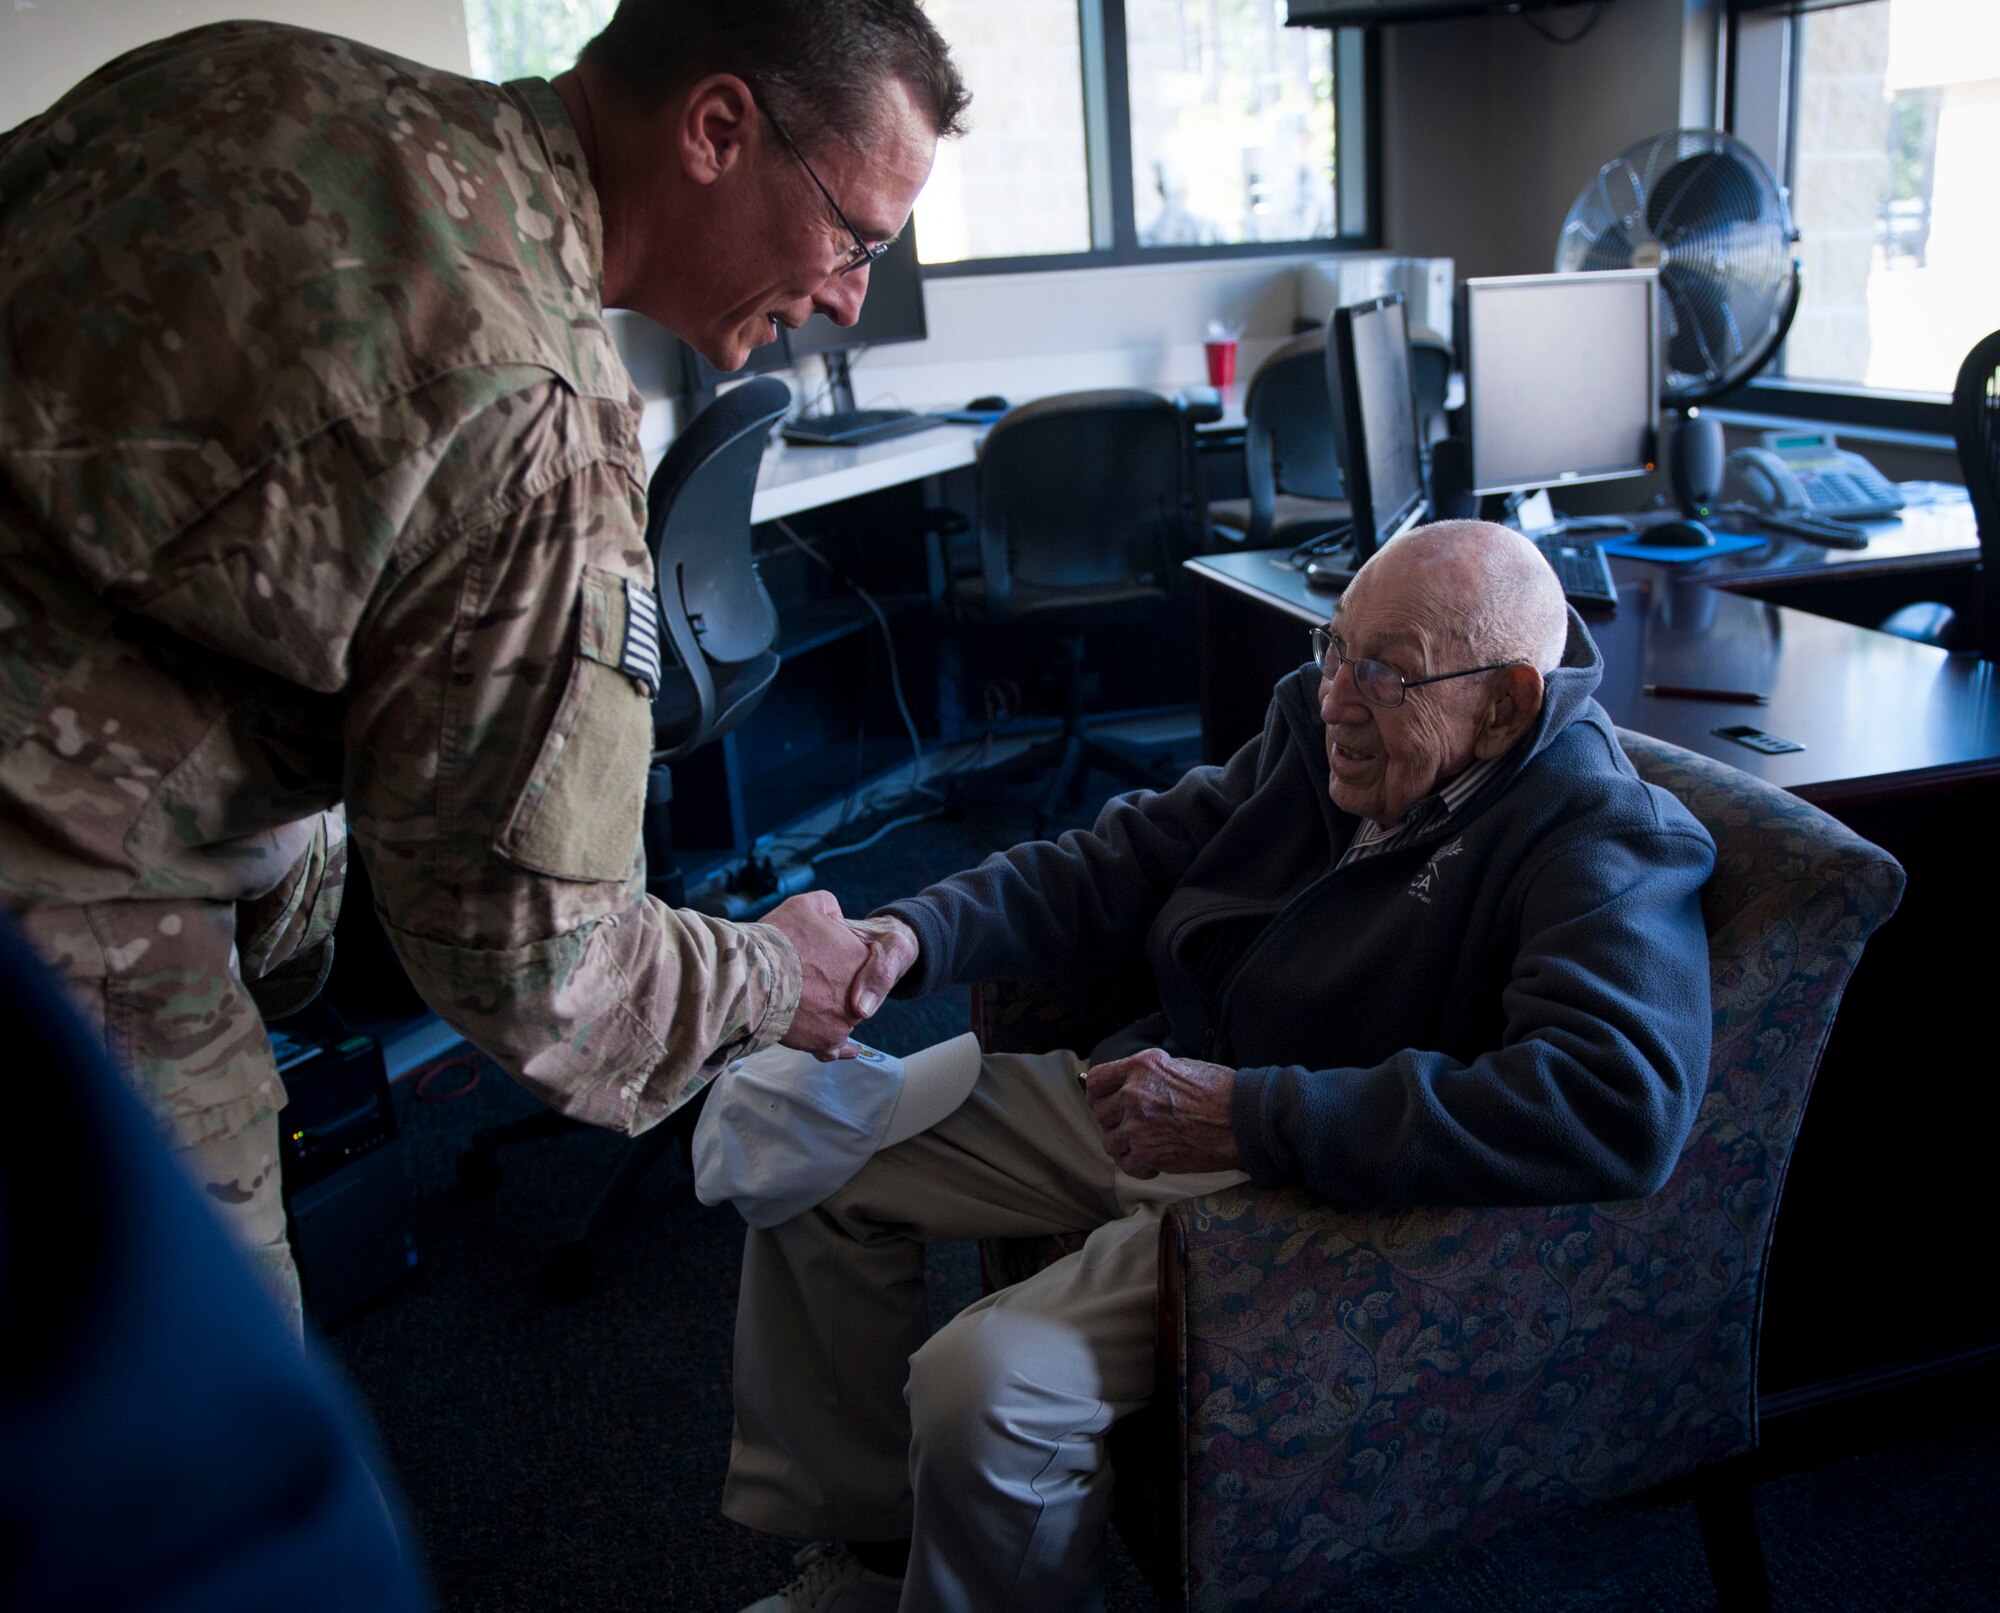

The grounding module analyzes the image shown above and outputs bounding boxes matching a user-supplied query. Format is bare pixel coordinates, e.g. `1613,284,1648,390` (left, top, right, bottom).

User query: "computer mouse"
966,394,1010,413
1644,518,1716,549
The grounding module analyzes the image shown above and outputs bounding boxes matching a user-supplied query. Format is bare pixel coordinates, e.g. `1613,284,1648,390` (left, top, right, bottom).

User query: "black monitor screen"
1331,293,1427,562
787,222,928,358
1464,269,1659,496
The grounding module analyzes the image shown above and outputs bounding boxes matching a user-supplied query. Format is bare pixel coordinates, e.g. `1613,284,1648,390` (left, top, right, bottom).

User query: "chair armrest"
1153,1178,1767,1607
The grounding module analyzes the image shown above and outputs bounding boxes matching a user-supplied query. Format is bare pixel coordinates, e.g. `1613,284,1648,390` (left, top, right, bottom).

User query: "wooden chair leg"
1691,1458,1774,1613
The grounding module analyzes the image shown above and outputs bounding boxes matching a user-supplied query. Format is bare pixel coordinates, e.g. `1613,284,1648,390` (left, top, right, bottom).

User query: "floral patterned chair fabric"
975,730,1905,1611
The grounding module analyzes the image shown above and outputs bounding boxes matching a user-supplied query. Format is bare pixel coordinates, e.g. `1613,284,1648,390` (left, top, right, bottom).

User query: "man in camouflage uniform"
0,2,968,1327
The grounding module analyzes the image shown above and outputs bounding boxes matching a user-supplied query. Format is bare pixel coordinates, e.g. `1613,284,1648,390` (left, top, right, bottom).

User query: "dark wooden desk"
1189,508,2000,804
1187,504,2000,1413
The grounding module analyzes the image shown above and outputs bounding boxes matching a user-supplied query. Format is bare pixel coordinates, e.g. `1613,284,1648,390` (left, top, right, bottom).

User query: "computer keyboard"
780,408,943,447
1534,532,1619,611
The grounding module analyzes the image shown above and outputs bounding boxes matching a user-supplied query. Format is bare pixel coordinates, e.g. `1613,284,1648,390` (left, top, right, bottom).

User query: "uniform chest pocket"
494,566,660,883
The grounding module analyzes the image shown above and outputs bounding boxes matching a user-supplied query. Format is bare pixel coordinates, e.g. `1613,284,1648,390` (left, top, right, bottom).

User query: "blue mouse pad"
1599,531,1770,565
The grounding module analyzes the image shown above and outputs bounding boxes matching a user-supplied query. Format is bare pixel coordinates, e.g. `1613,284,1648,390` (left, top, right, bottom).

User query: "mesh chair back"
1952,329,2000,659
645,377,790,758
973,389,1200,619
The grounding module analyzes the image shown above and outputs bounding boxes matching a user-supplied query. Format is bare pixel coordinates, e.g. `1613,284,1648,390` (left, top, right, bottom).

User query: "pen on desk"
1642,683,1769,705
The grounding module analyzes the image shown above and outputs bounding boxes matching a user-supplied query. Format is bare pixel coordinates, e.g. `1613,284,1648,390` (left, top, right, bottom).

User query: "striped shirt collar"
1342,751,1508,864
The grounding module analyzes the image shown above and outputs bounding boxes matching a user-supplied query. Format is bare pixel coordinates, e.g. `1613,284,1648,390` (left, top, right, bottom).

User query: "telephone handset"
1721,430,1905,520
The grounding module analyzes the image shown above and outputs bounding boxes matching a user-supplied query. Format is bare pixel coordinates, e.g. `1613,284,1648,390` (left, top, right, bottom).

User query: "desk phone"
1722,430,1905,521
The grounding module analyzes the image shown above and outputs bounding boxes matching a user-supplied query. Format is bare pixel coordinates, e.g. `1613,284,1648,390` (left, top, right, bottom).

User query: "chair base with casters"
943,630,1181,839
973,729,1903,1612
943,389,1206,838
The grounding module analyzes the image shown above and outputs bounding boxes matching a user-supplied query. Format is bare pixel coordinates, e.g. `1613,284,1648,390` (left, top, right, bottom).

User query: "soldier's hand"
1083,1048,1240,1179
764,891,870,1059
846,914,919,1020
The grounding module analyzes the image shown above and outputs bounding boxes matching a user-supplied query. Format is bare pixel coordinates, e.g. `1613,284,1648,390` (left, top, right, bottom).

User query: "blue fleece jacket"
879,612,1716,1209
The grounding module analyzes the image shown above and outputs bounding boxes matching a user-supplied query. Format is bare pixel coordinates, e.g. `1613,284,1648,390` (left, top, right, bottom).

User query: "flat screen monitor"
1463,269,1660,497
787,221,928,358
672,319,795,402
1330,292,1428,563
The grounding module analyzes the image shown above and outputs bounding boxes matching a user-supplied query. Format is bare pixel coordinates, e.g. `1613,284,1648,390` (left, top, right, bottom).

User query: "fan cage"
1556,129,1801,405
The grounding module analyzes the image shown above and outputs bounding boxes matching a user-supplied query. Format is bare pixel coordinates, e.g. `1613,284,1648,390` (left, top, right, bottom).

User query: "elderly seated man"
727,520,1716,1613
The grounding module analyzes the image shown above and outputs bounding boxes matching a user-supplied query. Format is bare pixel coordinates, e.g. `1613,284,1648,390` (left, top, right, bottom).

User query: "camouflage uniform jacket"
0,22,801,1144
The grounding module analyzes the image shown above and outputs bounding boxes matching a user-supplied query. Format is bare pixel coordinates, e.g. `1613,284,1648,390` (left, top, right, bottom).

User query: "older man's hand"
1083,1048,1240,1178
845,914,919,1019
763,890,872,1058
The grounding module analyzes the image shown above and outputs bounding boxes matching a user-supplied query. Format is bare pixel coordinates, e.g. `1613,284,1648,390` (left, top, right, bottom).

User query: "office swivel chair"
1878,328,1999,654
1204,329,1350,551
944,389,1206,838
457,377,792,1301
1954,328,2000,658
977,731,1905,1611
1410,329,1453,458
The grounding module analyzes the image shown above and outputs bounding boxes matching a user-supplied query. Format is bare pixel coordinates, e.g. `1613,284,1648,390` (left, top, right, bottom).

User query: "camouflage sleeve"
237,806,348,1022
343,387,800,1133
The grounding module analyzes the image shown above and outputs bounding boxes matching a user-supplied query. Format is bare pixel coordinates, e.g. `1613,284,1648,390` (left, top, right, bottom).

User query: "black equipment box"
275,1030,417,1327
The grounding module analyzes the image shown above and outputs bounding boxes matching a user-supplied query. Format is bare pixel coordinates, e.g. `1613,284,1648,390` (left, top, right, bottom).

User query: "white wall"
624,252,1327,462
0,0,470,133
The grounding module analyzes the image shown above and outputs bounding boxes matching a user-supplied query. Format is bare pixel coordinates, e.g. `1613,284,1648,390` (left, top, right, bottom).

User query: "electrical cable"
1521,3,1602,45
414,1053,482,1101
773,517,937,808
810,806,944,865
1284,522,1357,571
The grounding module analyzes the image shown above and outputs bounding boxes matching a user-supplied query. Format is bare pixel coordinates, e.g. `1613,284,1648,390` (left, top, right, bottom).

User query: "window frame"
919,1,1378,280
1716,0,1950,435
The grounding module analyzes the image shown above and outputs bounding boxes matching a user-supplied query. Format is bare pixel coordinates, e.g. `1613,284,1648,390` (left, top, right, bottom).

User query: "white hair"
1384,521,1569,673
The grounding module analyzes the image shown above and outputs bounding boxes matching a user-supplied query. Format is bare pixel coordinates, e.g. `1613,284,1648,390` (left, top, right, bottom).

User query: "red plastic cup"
1204,339,1238,388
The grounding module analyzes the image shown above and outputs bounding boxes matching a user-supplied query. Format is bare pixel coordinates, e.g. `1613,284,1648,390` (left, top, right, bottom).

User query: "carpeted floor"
324,752,2000,1612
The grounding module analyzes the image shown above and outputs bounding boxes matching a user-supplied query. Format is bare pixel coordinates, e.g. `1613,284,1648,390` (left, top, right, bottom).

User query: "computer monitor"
668,224,929,409
787,221,928,360
1329,292,1428,564
787,223,928,415
1462,269,1660,497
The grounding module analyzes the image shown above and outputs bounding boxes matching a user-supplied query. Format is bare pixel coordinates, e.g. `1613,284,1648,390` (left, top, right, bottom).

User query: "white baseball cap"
691,1032,982,1228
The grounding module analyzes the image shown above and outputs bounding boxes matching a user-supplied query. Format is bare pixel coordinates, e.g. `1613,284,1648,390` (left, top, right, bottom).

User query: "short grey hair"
580,0,971,150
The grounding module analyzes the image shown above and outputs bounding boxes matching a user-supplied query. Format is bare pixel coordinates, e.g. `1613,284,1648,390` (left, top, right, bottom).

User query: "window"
915,0,1096,261
916,0,1367,272
1124,0,1336,248
465,0,613,82
1731,0,2000,410
462,0,1369,274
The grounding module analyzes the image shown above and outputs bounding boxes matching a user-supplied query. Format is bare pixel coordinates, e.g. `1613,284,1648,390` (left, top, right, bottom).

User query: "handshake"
760,891,921,1058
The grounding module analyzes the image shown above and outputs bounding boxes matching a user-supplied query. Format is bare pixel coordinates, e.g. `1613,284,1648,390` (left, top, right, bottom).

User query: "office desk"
1186,512,2000,1414
751,421,983,525
1188,524,2000,804
748,390,1248,525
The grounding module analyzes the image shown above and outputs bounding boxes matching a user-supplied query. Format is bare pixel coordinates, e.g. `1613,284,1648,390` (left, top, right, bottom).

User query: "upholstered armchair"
976,730,1905,1612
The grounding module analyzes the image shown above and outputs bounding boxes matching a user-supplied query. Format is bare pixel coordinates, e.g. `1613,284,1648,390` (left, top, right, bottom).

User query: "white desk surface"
751,420,982,525
748,389,1248,526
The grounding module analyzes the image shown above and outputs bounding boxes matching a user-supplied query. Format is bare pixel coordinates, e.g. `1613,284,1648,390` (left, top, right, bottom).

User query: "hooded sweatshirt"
880,611,1716,1208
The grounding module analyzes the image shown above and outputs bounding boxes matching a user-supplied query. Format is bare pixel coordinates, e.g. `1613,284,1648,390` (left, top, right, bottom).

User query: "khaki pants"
724,1049,1247,1613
